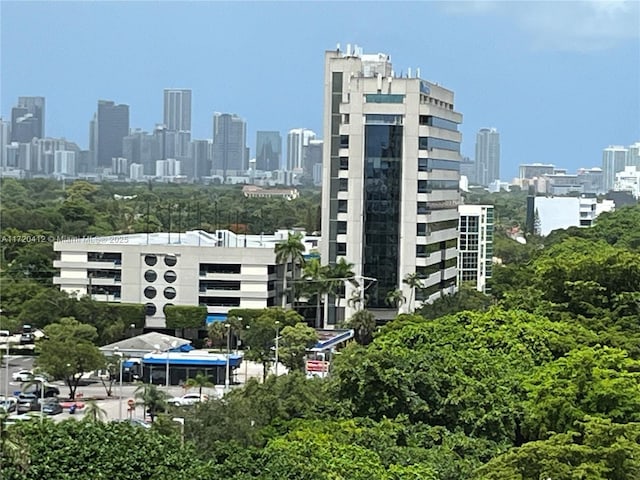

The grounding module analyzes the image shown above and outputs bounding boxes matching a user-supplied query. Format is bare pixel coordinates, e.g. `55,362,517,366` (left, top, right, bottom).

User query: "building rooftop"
56,229,320,250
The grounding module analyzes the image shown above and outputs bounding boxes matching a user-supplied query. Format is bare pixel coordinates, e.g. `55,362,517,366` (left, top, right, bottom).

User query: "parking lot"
1,354,267,423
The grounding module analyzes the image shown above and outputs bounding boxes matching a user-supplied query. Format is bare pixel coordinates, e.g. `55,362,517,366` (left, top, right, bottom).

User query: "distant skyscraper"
0,118,10,168
163,89,192,132
93,100,130,169
212,113,247,178
255,131,282,171
163,89,192,157
602,145,628,191
475,128,500,186
627,142,640,169
11,96,45,143
287,128,316,171
190,139,211,180
304,139,323,178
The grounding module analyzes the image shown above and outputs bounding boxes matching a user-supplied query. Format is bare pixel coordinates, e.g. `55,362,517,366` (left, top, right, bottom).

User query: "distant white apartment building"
531,195,615,236
53,230,319,330
129,163,144,181
155,158,181,178
458,205,493,294
53,150,76,176
614,166,640,199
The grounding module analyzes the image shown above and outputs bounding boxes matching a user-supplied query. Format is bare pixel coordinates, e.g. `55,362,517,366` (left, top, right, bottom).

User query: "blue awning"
206,313,228,325
142,356,242,368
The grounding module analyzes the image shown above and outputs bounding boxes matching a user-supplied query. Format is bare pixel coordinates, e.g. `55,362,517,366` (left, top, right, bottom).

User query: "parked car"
169,393,208,407
12,370,34,382
42,399,63,415
16,393,39,413
19,333,35,345
0,397,17,413
22,384,59,398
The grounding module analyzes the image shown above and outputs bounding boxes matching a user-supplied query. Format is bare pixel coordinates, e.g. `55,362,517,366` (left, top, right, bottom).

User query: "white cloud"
441,0,640,52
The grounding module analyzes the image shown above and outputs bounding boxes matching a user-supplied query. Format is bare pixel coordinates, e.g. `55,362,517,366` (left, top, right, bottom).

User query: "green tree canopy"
35,317,105,399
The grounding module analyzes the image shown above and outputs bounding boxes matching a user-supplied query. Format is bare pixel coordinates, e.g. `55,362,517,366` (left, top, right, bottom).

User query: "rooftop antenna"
346,43,352,56
408,67,411,78
416,68,420,78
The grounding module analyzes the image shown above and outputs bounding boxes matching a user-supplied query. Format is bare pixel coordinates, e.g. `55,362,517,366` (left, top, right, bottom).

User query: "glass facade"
365,94,405,104
418,158,460,172
363,125,403,307
419,115,459,131
418,137,460,152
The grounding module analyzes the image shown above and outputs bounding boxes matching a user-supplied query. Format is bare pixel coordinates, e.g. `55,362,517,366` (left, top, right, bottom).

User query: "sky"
1,0,639,180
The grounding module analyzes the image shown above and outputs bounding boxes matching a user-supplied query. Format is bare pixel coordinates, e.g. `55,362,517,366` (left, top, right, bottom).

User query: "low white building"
614,166,640,199
458,205,493,293
53,229,320,329
532,195,615,236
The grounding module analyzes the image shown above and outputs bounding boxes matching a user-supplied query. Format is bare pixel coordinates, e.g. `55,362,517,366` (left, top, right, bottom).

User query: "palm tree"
403,272,424,312
135,384,168,423
274,232,306,308
385,289,406,310
302,259,331,328
185,372,213,398
345,310,376,346
0,412,30,473
83,399,107,422
327,258,356,310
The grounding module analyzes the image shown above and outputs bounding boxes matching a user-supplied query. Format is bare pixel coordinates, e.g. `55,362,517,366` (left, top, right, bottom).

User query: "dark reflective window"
164,287,176,300
144,287,157,299
144,303,156,316
144,270,157,282
419,115,459,131
164,271,177,283
164,255,177,267
337,200,348,213
418,137,460,152
144,255,157,266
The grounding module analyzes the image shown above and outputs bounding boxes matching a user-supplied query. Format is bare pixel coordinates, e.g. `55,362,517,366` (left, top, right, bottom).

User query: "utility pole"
274,321,280,377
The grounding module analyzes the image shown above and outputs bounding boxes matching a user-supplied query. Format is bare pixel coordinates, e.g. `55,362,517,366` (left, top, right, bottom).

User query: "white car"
12,370,33,382
169,393,208,407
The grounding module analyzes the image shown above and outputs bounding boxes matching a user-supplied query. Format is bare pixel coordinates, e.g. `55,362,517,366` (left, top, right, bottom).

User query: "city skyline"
1,1,639,179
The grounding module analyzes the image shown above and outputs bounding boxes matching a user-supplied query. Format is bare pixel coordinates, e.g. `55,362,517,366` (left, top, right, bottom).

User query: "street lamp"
113,347,124,421
162,337,177,390
244,325,250,383
274,321,280,377
224,324,231,392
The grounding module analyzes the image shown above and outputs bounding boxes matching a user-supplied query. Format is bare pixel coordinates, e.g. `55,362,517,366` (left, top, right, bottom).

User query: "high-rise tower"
92,100,129,169
602,145,628,191
163,89,192,157
255,131,282,171
10,96,45,143
163,89,192,132
320,46,462,325
475,128,500,186
287,128,316,171
212,113,248,178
